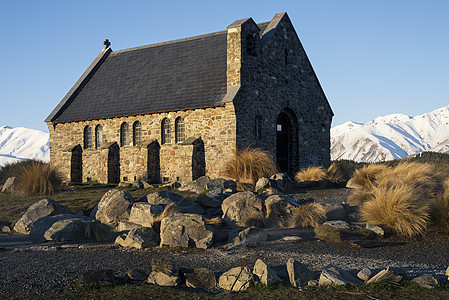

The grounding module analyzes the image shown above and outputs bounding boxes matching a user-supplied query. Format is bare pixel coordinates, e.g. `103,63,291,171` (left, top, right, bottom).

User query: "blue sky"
1,0,448,132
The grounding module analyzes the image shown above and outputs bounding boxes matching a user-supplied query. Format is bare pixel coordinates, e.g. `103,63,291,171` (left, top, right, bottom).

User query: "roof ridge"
112,21,270,55
112,30,227,54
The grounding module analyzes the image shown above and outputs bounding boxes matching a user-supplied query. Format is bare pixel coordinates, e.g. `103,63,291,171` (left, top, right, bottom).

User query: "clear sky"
1,0,448,132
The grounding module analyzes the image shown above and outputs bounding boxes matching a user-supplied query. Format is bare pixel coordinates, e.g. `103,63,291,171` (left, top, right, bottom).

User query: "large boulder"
128,202,163,227
319,265,360,286
219,267,254,291
29,214,103,243
185,268,217,289
253,259,281,286
206,178,236,191
115,227,159,249
221,192,265,224
229,226,269,248
366,267,402,284
264,195,298,221
178,176,211,193
314,203,347,221
287,258,313,288
14,199,73,234
95,189,134,227
147,258,180,287
160,213,213,249
142,190,204,215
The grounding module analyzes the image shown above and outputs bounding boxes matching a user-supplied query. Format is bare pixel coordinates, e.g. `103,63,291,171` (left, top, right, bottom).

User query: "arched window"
133,121,142,146
161,118,171,144
255,115,262,139
175,117,185,143
83,126,92,149
95,125,103,149
120,122,129,146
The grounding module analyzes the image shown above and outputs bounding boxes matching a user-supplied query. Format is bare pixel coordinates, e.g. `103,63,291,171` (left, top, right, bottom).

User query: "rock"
147,258,180,287
160,213,213,249
185,268,217,289
29,214,103,243
264,195,298,223
315,203,347,221
412,274,438,289
128,202,163,227
141,181,157,189
230,227,269,247
366,267,402,284
307,279,319,287
446,266,449,278
89,205,98,219
287,258,313,288
95,189,134,227
161,181,181,189
319,265,360,286
281,236,302,242
270,173,292,190
2,226,11,233
126,269,148,281
323,220,350,230
218,267,254,291
206,178,236,191
115,227,159,249
221,192,265,224
79,269,115,285
178,176,210,193
116,220,141,232
366,223,384,236
142,190,204,215
118,181,133,188
357,268,372,281
255,177,271,192
253,259,281,286
1,177,17,193
196,193,222,208
14,199,73,234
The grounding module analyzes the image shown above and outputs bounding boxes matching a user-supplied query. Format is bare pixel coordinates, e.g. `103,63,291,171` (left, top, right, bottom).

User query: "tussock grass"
204,216,222,226
223,147,278,184
289,203,325,228
14,161,61,196
152,203,178,233
348,189,373,206
360,178,431,237
237,216,268,228
350,164,390,190
295,166,326,182
431,178,449,233
326,162,345,183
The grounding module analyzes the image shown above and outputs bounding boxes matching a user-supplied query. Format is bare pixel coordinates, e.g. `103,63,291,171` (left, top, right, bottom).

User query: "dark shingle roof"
48,22,271,123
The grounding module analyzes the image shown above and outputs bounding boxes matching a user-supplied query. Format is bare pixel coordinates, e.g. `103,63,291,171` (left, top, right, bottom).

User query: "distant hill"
331,105,449,162
0,126,49,167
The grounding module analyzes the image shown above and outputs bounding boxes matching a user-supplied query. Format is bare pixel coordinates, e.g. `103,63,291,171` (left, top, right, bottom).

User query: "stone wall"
47,103,236,184
227,13,333,176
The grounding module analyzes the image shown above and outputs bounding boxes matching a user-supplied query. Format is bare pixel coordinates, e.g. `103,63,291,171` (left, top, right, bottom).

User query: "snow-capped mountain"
331,105,449,162
0,126,49,167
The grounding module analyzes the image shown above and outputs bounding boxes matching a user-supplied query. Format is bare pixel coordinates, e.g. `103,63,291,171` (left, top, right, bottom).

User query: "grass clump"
295,166,326,182
431,178,449,233
223,147,278,184
12,160,61,196
350,164,390,190
289,203,325,228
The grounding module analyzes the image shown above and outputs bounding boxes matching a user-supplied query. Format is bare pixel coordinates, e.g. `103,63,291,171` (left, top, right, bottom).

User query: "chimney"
226,17,260,90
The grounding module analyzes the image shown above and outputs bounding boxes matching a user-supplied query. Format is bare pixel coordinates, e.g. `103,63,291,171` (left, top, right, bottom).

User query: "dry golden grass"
431,178,449,233
237,216,268,228
223,148,278,184
350,164,390,190
204,216,222,226
15,161,61,196
295,166,326,182
360,179,431,237
347,189,373,206
325,163,345,182
152,203,179,233
289,203,325,228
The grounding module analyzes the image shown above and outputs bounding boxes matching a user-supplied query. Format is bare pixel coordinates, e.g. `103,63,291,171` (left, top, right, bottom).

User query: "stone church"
45,12,333,184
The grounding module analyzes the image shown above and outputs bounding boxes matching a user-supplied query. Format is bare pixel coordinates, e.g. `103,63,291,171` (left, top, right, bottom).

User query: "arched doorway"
107,143,120,184
70,144,82,182
276,109,298,176
147,141,161,183
192,138,206,180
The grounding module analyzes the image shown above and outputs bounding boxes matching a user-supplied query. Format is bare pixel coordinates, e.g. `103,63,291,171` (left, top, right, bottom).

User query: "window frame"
120,122,130,146
133,121,142,146
175,117,185,143
84,126,93,149
161,118,171,144
95,125,103,149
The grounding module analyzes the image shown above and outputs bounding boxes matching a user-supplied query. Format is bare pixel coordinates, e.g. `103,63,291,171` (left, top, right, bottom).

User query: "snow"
331,105,449,162
0,125,49,167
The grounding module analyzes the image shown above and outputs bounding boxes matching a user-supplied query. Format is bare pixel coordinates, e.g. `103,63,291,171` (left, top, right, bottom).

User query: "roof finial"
103,39,111,49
